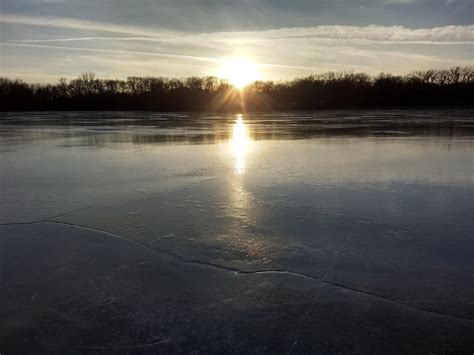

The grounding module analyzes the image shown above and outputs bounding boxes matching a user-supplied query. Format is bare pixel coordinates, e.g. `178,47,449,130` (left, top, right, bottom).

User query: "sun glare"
219,59,260,89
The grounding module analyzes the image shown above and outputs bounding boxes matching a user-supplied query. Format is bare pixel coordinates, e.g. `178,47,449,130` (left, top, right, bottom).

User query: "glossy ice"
1,110,473,354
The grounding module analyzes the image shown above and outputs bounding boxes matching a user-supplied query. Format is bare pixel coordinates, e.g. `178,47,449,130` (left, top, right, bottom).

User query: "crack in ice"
0,176,218,226
39,220,474,323
42,338,172,350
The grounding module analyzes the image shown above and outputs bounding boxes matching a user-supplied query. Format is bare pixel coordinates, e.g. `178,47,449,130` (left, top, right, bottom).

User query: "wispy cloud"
2,13,473,45
0,41,221,63
0,14,177,38
185,25,474,44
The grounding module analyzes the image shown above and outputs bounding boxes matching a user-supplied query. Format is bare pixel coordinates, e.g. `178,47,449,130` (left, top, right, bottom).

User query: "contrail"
0,41,222,63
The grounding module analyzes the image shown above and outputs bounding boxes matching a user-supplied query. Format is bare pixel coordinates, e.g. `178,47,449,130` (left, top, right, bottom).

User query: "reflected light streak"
231,114,250,174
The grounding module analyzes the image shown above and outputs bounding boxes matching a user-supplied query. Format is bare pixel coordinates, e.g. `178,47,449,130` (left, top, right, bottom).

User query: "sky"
0,0,473,82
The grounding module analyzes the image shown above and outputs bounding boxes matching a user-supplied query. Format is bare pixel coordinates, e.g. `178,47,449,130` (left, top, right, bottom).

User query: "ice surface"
1,110,473,354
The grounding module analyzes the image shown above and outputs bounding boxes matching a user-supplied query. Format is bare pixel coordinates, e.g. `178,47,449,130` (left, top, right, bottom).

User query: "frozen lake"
1,110,474,354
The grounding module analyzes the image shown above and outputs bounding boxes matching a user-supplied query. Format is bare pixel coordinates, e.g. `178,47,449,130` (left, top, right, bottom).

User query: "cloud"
2,13,472,46
0,14,177,38
186,25,474,44
0,42,221,63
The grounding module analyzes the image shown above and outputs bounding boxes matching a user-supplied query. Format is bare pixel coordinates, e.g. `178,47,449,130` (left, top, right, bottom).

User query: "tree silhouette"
0,67,472,111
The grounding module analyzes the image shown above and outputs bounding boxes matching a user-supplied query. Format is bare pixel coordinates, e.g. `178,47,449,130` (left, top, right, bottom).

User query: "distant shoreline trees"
1,67,473,111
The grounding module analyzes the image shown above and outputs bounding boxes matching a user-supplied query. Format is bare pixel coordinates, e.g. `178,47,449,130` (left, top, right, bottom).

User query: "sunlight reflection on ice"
231,114,250,174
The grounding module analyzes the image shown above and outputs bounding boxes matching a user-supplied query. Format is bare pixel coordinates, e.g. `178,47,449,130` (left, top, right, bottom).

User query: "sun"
219,58,260,89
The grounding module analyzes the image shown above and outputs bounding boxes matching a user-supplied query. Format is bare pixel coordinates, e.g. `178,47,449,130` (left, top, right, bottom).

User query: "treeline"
1,67,473,111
